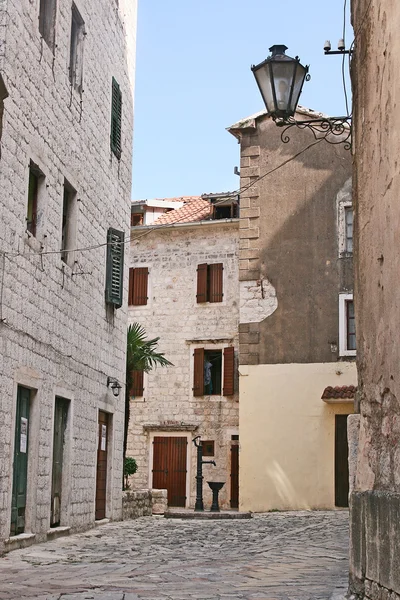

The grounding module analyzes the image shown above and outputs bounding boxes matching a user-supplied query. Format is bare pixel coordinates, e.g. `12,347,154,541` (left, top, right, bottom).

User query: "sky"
132,0,352,200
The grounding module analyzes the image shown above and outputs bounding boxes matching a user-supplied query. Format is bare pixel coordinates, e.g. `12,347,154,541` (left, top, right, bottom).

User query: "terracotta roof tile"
153,197,212,225
321,385,357,400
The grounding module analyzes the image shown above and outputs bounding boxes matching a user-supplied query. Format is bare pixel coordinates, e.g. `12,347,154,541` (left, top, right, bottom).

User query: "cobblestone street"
0,511,349,600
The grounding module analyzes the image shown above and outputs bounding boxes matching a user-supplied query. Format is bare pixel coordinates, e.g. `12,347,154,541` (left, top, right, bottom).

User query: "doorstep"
165,508,252,519
95,518,110,527
47,526,70,541
4,532,36,552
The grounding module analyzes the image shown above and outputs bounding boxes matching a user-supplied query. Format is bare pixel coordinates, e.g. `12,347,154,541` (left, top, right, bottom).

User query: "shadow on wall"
0,74,8,150
251,121,353,365
265,460,310,510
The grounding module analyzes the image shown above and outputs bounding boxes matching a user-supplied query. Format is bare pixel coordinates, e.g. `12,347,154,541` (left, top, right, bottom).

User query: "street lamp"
251,45,351,148
251,45,309,121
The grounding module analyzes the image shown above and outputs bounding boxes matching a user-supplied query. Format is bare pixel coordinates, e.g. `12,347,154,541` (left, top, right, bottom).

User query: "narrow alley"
0,511,349,600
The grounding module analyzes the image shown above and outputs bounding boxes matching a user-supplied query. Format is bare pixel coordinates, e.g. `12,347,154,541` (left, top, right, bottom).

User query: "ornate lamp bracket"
273,115,352,150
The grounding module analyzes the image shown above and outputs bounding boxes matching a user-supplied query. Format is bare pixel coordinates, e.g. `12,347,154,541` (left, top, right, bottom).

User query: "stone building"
228,107,357,512
0,0,137,553
127,195,240,510
349,0,400,597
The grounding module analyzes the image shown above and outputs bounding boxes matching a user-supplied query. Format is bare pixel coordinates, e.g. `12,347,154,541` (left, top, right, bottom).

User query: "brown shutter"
193,348,204,396
209,263,223,303
130,370,144,396
196,263,208,303
133,267,148,305
128,268,134,305
223,346,235,396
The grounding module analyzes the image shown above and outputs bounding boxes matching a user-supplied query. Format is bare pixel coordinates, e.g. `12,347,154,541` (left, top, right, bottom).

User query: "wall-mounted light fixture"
251,45,351,149
107,376,122,397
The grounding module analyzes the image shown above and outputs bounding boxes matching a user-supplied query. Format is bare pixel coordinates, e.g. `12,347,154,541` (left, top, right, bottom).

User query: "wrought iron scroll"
274,116,352,150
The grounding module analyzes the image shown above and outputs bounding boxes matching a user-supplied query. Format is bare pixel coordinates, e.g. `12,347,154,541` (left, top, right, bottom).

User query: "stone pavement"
0,511,349,600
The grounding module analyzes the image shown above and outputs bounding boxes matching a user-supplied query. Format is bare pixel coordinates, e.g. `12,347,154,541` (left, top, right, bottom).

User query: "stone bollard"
152,489,168,515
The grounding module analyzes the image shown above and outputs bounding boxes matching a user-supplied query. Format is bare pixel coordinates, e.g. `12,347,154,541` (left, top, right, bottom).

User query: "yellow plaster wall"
239,362,357,512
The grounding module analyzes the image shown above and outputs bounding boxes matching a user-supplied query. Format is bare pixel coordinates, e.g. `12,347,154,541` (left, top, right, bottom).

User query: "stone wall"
349,0,400,597
122,489,168,520
127,221,239,509
0,0,137,553
229,113,353,366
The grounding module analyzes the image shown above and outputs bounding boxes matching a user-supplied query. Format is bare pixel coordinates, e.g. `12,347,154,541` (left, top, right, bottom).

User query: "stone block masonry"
0,0,137,553
128,221,239,510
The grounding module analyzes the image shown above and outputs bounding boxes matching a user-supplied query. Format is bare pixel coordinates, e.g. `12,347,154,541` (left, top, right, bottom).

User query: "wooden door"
95,411,109,520
50,398,69,527
11,386,30,536
335,414,349,507
230,443,239,508
152,437,187,507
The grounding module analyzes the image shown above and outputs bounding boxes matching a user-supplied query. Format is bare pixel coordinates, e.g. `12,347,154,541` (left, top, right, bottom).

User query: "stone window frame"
195,261,227,307
338,199,353,257
339,293,356,357
189,340,235,401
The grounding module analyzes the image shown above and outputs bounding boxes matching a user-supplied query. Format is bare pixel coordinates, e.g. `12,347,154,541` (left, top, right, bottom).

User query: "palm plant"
124,323,172,461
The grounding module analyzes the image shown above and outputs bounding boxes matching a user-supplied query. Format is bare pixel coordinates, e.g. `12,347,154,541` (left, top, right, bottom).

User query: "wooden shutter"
209,263,223,303
193,348,204,396
105,228,124,308
223,346,235,396
130,370,144,396
111,77,122,159
128,268,134,305
196,263,208,303
132,267,148,305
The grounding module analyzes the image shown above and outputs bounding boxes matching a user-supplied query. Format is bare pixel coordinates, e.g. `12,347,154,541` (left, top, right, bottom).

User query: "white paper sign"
20,417,28,454
101,424,107,451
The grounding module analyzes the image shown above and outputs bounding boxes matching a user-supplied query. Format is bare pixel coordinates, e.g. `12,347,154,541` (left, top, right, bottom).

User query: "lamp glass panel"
289,63,307,113
253,64,275,113
271,61,297,113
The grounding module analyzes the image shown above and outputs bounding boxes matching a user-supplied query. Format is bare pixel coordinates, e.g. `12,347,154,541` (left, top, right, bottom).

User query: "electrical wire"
342,0,350,117
131,138,324,243
1,137,323,258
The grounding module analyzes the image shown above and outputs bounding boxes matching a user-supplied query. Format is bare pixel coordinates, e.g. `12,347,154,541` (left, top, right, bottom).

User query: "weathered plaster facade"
228,110,356,512
0,0,136,553
128,219,239,510
349,1,400,597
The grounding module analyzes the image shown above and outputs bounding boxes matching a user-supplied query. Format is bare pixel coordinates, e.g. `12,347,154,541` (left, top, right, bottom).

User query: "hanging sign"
101,424,107,451
20,417,28,453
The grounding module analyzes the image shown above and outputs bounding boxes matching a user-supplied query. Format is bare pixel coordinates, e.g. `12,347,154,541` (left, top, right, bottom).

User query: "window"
131,213,143,227
214,202,239,220
345,207,353,253
193,346,235,397
339,293,356,356
105,227,124,308
39,0,57,51
202,441,215,457
69,5,85,92
128,267,149,306
110,78,122,159
27,161,44,236
130,370,144,397
61,180,77,266
196,263,223,303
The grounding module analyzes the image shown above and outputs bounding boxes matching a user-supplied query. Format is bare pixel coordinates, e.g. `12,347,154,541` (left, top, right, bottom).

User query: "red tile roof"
321,385,357,400
152,196,200,204
153,197,212,225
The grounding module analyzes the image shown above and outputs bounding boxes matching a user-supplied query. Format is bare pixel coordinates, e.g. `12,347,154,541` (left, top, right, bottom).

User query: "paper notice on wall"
20,417,28,453
101,424,107,451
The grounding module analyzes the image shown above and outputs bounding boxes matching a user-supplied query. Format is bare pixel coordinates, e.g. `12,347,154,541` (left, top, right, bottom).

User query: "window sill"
338,351,356,358
24,231,43,252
